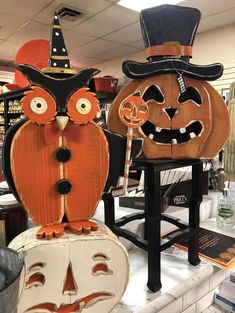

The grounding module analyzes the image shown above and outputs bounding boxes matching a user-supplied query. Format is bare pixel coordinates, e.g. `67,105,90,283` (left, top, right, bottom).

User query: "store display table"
94,204,230,312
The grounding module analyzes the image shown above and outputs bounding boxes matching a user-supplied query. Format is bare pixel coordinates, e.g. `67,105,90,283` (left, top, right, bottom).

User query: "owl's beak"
56,116,69,130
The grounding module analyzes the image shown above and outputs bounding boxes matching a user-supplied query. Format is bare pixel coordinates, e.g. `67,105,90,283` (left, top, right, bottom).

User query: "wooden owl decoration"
108,5,230,159
3,65,109,239
3,11,143,240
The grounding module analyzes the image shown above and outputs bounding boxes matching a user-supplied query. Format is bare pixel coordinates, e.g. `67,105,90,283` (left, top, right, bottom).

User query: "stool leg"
103,193,115,231
188,162,202,266
145,166,162,292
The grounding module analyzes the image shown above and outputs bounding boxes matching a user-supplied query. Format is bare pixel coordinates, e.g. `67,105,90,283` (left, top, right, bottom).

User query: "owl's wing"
103,129,143,193
2,118,27,202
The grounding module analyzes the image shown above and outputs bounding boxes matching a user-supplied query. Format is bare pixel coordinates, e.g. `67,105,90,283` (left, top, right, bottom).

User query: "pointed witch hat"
43,12,78,75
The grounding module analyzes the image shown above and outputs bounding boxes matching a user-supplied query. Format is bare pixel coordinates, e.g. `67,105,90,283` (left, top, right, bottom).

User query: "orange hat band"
146,41,192,59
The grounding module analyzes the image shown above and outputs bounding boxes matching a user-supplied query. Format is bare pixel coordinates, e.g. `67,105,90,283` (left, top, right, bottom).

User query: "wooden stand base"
103,158,202,292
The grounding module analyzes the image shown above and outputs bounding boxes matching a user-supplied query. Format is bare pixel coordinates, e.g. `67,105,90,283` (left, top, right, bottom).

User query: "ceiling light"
117,0,182,12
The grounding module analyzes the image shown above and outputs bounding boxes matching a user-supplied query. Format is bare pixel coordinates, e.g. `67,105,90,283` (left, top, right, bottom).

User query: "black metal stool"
103,158,203,292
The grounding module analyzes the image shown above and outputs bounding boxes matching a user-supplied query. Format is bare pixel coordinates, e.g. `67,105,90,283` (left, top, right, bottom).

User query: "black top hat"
123,5,223,81
43,12,78,75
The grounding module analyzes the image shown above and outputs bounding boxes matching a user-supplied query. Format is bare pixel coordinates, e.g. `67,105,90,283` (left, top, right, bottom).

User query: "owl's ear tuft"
15,64,51,87
70,68,101,87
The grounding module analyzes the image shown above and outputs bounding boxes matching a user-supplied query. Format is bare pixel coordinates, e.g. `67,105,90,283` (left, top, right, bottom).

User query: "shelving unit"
95,92,117,127
0,87,29,145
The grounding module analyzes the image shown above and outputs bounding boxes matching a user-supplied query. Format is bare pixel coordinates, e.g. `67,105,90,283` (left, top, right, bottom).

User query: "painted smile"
141,120,203,144
25,292,114,313
123,116,143,124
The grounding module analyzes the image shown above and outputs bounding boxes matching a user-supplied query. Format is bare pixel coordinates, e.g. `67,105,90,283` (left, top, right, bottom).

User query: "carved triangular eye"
142,85,164,103
178,86,202,105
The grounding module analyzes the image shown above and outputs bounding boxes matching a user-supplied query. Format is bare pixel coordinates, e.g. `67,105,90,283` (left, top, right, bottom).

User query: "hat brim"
122,59,223,81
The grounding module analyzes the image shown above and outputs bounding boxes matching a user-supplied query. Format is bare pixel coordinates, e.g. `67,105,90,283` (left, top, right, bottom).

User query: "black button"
56,147,71,162
56,179,72,194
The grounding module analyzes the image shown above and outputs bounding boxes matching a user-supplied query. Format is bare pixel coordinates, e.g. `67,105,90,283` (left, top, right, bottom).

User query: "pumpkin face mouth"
25,292,114,312
123,115,144,125
141,120,203,144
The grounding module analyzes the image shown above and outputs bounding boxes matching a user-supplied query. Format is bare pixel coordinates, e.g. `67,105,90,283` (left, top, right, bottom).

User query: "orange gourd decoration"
108,5,231,159
108,74,230,159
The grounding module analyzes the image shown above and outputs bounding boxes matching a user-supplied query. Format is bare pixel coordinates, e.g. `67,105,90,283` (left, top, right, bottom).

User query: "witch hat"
123,5,223,81
43,12,78,75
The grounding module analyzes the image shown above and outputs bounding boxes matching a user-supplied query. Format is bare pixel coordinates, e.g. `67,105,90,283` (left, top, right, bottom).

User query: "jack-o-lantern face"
108,73,230,159
119,92,149,128
14,227,129,313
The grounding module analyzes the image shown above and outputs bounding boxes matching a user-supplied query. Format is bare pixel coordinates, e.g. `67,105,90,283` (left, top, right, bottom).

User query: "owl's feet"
36,224,65,240
66,220,99,235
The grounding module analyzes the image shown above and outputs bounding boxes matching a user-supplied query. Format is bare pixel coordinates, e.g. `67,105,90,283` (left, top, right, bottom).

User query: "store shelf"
0,87,29,137
8,111,23,114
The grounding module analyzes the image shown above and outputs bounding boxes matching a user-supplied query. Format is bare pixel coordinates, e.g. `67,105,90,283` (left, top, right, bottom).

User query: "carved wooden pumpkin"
119,92,149,128
10,225,129,313
108,73,230,159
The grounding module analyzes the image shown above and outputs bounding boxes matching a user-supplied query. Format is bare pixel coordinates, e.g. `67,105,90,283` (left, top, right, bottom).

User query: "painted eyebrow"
25,272,45,288
28,262,45,273
92,253,110,261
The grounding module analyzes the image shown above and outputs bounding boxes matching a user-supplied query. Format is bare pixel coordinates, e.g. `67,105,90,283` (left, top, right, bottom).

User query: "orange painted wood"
108,74,230,159
171,77,212,158
63,264,77,294
66,220,99,234
36,224,65,239
199,82,231,158
11,121,62,225
64,122,109,221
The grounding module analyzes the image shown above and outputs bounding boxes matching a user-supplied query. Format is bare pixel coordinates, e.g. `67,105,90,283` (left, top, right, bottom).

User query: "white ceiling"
0,0,235,73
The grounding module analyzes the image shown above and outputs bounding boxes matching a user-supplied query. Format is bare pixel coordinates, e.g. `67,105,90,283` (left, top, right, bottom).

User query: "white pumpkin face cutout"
10,226,129,313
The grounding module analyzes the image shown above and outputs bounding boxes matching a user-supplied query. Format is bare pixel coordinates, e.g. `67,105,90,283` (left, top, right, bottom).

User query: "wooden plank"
11,121,62,225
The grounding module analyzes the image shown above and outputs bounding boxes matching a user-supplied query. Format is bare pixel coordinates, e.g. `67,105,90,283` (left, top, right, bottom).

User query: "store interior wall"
95,23,235,94
1,22,235,95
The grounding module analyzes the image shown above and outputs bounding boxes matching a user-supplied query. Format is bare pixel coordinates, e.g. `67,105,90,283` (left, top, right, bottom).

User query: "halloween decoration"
9,225,129,313
109,74,230,159
108,5,230,159
14,39,50,87
3,12,142,240
118,91,148,193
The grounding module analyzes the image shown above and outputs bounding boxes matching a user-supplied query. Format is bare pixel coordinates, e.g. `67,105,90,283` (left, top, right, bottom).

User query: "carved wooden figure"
118,91,148,193
109,74,230,159
3,12,142,240
3,65,109,239
108,5,230,159
9,225,129,313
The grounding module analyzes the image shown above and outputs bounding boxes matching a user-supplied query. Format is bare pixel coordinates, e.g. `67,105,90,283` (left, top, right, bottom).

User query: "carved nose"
165,108,178,119
130,106,137,118
63,263,77,295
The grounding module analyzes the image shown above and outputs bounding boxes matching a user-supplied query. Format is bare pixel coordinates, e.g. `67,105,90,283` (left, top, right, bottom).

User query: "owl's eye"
68,87,99,124
30,97,48,114
22,87,56,125
76,98,92,115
